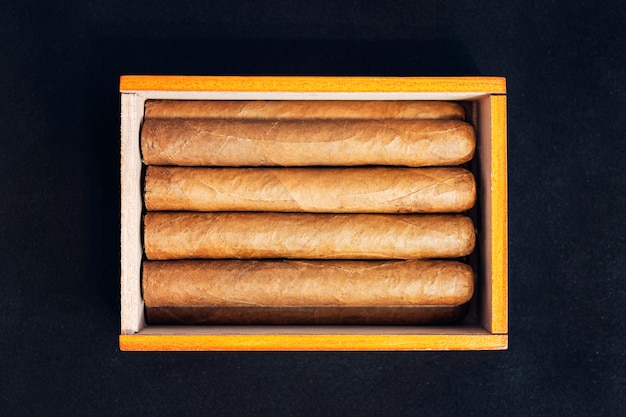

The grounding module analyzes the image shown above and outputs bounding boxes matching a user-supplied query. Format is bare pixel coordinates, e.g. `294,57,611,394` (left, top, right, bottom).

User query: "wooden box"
119,76,507,351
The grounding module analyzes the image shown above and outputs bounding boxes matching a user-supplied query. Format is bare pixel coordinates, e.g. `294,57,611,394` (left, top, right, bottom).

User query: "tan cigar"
144,166,476,213
144,100,465,120
143,212,475,260
142,259,474,308
145,305,469,325
140,119,475,167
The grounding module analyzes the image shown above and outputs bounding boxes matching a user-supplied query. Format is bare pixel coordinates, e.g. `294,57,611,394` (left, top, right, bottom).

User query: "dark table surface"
1,1,624,415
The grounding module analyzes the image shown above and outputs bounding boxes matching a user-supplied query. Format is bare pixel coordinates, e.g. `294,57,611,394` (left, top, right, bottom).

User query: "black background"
1,1,625,415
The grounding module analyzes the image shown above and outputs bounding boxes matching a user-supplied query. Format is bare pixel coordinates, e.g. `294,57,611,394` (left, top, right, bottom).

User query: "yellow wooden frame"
119,76,507,351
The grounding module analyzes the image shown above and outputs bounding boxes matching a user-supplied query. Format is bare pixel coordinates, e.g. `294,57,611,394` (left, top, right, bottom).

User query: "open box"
119,76,507,351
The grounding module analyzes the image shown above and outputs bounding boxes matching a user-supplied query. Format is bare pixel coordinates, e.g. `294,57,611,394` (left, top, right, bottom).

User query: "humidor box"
119,76,507,351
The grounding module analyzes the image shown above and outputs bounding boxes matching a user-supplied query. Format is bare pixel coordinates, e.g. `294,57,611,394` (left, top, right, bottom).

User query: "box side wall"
120,93,146,334
120,75,507,94
133,91,492,101
489,95,508,333
120,333,508,351
477,95,508,334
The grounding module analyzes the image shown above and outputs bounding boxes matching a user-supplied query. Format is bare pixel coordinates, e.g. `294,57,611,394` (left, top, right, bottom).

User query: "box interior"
121,90,504,341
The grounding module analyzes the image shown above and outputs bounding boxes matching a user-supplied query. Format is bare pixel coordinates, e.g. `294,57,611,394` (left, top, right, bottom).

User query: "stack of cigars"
140,100,478,325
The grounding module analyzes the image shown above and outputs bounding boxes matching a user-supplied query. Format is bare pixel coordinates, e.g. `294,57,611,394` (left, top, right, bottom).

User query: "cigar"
143,212,475,260
144,166,476,213
145,305,469,325
142,259,474,308
144,100,465,120
140,119,475,167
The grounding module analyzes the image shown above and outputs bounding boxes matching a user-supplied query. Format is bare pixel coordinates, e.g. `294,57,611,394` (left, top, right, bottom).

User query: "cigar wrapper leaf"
145,305,470,325
140,119,475,167
144,100,466,121
143,212,476,260
144,166,476,213
142,259,474,308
